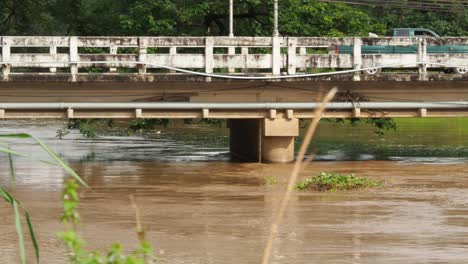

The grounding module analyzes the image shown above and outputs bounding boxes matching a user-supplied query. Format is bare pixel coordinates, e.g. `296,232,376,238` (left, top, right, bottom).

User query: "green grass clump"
296,172,381,192
264,176,278,186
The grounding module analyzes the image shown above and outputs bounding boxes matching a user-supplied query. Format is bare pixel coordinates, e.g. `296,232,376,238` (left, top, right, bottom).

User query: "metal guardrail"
0,36,467,81
1,101,467,119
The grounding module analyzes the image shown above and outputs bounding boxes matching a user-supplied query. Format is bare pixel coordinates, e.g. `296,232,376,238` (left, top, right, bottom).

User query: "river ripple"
1,120,468,264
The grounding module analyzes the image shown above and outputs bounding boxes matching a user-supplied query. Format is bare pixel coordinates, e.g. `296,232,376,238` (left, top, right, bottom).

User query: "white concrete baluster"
353,37,362,81
205,37,214,81
272,36,281,75
242,47,249,73
109,46,118,72
50,46,57,73
288,37,297,75
2,37,11,81
169,46,177,73
418,38,428,80
138,37,147,75
228,46,236,73
299,47,306,72
69,37,78,82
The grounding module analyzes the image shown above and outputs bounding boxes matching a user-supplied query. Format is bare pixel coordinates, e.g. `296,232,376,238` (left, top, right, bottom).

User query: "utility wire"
318,0,468,12
1,60,466,80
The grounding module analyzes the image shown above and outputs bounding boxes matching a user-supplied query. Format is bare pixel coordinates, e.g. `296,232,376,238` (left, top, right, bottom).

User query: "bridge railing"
1,36,467,81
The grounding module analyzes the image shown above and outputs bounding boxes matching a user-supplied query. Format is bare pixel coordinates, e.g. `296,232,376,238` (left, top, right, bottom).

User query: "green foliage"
264,176,278,186
56,128,71,140
296,172,381,192
58,180,157,264
199,119,225,128
1,0,465,37
128,119,169,132
365,118,397,136
8,145,15,189
68,119,99,138
329,118,397,136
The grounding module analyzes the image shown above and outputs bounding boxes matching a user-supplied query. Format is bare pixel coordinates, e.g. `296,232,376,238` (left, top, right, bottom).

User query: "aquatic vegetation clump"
264,176,278,186
296,172,381,191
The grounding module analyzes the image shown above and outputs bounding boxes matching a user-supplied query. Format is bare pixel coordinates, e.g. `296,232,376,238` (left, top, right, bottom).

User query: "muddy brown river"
1,120,468,263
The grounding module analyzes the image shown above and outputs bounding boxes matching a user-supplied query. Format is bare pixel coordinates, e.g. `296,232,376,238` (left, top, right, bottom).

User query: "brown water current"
1,120,468,263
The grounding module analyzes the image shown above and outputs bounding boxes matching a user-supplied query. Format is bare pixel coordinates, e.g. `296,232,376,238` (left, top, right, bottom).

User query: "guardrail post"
138,37,147,75
109,46,118,72
418,38,428,80
69,37,78,82
205,37,214,81
1,37,11,81
50,46,57,73
353,37,362,81
287,37,297,75
272,36,281,75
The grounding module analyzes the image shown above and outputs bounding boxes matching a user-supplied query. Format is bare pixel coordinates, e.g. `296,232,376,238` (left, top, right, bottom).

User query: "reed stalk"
261,87,338,264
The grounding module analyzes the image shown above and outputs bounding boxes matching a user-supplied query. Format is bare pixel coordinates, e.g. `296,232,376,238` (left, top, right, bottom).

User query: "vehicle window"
414,31,425,36
415,31,435,37
395,30,409,37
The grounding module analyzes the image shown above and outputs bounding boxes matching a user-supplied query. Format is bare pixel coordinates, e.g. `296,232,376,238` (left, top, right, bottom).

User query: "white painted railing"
0,36,467,81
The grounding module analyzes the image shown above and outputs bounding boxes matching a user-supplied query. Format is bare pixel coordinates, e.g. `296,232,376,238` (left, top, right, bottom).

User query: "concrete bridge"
1,36,468,163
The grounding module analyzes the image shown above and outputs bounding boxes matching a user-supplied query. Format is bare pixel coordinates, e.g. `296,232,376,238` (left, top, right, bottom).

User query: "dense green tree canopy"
0,0,466,36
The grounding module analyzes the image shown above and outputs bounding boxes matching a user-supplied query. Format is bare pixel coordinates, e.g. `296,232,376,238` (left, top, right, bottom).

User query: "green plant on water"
128,119,169,132
58,180,157,264
68,119,99,138
296,172,381,192
56,128,71,140
264,176,278,186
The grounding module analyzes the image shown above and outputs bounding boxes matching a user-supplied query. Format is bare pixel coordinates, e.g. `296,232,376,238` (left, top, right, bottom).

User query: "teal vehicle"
336,28,468,75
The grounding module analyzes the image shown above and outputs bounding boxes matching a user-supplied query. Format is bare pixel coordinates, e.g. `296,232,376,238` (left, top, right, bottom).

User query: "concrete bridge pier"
229,114,299,163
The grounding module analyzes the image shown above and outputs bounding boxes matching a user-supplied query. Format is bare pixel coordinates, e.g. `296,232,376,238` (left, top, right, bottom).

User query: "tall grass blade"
1,187,40,263
0,134,88,187
0,186,14,203
31,136,88,188
0,146,60,167
25,212,40,263
8,146,16,189
13,200,26,264
261,87,338,264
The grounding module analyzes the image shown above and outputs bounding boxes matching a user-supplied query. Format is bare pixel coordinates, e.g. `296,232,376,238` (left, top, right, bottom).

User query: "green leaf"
0,186,14,203
13,200,26,264
25,212,40,263
8,146,15,189
0,146,59,167
31,136,89,188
